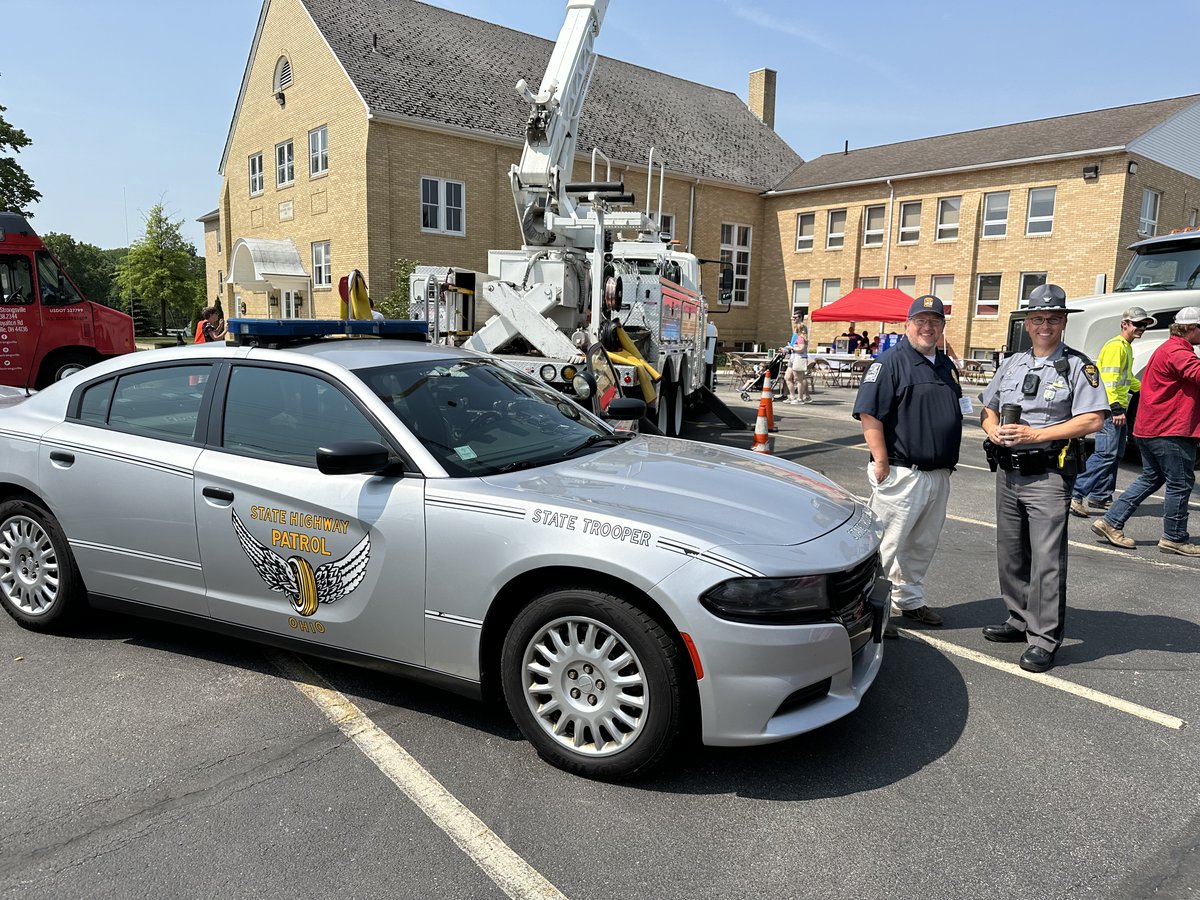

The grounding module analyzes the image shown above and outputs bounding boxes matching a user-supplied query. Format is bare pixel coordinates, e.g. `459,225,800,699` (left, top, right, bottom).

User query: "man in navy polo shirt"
854,295,965,632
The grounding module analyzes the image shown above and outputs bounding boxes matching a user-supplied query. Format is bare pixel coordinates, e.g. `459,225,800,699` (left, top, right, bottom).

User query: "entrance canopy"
810,288,913,323
227,238,310,292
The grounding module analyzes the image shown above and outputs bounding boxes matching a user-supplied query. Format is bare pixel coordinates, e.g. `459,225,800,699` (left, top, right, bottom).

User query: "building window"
859,277,880,289
248,153,263,196
312,241,331,288
420,177,466,236
1018,272,1047,307
975,274,1002,317
276,140,294,187
894,275,916,297
795,212,815,252
937,197,960,241
821,278,841,307
658,213,674,239
791,280,810,319
863,205,885,246
983,191,1009,238
826,209,846,250
273,57,293,92
1026,187,1056,235
899,201,921,244
1190,209,1198,228
931,274,954,317
217,270,224,294
720,223,752,306
1139,189,1161,236
309,126,328,177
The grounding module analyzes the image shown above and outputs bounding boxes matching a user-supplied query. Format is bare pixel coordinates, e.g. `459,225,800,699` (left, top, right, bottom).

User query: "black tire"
0,499,85,631
40,351,93,388
500,587,685,780
656,376,679,437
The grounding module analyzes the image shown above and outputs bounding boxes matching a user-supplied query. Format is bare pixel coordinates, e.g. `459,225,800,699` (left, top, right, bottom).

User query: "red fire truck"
0,212,135,389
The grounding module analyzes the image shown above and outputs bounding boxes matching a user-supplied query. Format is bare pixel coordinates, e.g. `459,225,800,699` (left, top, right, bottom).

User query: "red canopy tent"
809,288,913,323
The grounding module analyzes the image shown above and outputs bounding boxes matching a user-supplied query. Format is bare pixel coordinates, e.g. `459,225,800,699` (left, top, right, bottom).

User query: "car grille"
828,553,880,654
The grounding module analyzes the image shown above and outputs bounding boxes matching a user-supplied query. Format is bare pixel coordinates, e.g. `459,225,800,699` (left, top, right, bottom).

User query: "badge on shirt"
863,363,882,384
959,396,973,416
1082,363,1100,388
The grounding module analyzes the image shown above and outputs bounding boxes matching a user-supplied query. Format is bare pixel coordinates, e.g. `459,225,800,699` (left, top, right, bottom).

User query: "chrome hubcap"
521,615,648,757
0,516,60,616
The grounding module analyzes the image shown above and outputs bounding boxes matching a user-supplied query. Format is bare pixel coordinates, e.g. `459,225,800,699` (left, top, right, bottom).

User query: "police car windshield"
1115,242,1200,292
354,357,610,476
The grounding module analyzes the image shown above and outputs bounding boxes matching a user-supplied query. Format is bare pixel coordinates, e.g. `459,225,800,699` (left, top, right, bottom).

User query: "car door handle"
49,450,75,466
202,486,235,503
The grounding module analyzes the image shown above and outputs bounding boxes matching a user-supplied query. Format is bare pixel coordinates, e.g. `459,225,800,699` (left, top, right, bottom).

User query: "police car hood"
481,436,858,547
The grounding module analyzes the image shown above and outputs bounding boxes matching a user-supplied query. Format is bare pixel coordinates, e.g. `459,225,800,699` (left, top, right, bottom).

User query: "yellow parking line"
268,652,568,900
900,631,1186,731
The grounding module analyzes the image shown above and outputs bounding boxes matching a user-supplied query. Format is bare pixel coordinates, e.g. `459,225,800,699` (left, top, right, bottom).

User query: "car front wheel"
0,500,85,631
501,588,685,779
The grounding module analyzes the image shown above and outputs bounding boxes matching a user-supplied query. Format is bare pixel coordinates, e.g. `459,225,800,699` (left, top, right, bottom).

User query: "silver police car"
0,334,884,779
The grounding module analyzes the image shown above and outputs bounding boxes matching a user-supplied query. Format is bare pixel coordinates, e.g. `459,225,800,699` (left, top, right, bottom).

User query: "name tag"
959,396,973,416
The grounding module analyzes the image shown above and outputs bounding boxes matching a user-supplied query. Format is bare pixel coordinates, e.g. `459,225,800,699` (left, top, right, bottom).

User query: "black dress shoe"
982,622,1025,643
1019,646,1056,673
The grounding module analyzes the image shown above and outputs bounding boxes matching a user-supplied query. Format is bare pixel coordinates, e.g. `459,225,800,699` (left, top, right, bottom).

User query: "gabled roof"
297,0,801,190
772,94,1200,194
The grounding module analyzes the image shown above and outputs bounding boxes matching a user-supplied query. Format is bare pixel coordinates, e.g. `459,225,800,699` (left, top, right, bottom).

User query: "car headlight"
699,575,829,625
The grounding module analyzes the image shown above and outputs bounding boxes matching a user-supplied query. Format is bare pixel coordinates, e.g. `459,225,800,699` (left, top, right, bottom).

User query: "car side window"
222,365,387,466
105,365,212,441
35,251,84,306
77,378,116,424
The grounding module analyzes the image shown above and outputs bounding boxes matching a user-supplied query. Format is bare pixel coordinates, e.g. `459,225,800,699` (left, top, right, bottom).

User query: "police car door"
192,362,426,666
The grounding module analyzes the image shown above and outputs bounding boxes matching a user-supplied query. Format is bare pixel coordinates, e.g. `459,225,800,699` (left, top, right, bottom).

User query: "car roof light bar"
226,318,429,348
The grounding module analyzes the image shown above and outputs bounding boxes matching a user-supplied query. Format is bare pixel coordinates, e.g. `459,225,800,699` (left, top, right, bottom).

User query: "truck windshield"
1115,241,1200,292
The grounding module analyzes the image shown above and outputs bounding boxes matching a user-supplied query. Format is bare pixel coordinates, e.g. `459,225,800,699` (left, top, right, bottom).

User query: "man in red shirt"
1092,307,1200,556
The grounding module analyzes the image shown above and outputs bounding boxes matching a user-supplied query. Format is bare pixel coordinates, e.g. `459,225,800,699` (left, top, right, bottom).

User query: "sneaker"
1087,498,1113,512
1091,519,1135,549
1069,498,1091,518
897,605,943,626
1158,538,1200,557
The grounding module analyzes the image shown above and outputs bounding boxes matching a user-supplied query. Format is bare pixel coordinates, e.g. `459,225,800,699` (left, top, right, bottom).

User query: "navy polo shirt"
852,338,964,470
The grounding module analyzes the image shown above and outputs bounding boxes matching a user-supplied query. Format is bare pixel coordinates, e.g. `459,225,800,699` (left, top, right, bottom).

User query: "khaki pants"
867,464,952,611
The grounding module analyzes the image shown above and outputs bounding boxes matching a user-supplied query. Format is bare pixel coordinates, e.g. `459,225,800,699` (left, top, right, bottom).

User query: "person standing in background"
784,312,811,404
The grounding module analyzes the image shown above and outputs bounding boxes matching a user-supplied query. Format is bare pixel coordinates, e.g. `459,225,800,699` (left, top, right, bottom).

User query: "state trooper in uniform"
979,284,1109,672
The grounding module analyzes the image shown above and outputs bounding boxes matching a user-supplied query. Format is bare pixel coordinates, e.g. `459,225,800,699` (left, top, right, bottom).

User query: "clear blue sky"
6,0,1200,254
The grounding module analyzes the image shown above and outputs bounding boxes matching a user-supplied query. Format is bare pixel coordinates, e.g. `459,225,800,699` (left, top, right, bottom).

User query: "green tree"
381,257,419,319
114,204,205,335
0,98,41,216
41,232,118,307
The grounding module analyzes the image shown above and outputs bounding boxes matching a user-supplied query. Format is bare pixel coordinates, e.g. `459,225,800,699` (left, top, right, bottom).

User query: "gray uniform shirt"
981,344,1110,450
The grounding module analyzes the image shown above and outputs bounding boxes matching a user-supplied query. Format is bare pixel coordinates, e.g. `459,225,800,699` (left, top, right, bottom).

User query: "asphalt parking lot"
2,376,1198,900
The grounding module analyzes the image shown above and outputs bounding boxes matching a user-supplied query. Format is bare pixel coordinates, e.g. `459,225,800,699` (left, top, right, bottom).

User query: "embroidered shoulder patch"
863,363,883,384
1082,363,1100,388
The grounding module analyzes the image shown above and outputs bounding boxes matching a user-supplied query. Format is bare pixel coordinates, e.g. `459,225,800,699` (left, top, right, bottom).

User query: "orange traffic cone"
751,396,772,454
760,376,778,432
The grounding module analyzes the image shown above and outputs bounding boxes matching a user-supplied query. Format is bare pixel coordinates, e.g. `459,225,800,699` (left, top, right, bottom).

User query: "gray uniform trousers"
995,468,1072,653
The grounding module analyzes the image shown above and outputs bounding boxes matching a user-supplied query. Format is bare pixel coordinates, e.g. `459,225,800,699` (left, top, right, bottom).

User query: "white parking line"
267,651,568,900
899,631,1187,731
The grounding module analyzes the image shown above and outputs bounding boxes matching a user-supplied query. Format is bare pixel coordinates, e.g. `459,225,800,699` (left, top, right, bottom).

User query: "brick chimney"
748,68,777,129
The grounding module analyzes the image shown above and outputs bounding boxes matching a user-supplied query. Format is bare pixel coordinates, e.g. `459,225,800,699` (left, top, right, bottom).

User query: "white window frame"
658,213,675,240
311,241,331,289
791,280,810,319
420,177,466,236
899,201,921,244
821,278,841,307
826,209,846,250
1018,272,1047,308
863,205,885,246
273,56,292,92
248,153,263,196
975,273,1002,318
1139,189,1161,236
893,275,916,297
858,277,880,289
795,212,815,252
720,223,752,306
309,126,328,178
930,274,954,318
936,197,961,241
276,140,294,187
1026,186,1056,235
983,191,1009,238
1189,209,1198,228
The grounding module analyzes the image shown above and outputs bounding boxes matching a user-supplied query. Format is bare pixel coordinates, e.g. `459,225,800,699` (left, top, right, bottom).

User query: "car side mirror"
316,440,393,475
604,397,646,420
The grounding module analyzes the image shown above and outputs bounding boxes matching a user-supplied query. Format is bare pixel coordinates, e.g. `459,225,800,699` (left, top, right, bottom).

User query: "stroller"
733,348,789,402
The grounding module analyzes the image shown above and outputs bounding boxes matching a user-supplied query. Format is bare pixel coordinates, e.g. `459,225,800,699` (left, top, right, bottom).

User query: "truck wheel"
656,379,681,437
500,587,685,780
0,500,85,631
44,352,93,386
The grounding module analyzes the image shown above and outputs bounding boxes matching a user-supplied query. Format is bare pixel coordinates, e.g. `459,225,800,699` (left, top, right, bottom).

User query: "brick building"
202,0,1200,357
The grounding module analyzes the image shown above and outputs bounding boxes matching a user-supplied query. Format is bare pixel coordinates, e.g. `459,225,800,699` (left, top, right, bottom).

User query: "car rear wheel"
0,500,85,631
501,588,685,780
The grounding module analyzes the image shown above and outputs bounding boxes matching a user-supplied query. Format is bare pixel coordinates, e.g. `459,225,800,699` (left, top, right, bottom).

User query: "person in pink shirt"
1092,307,1200,556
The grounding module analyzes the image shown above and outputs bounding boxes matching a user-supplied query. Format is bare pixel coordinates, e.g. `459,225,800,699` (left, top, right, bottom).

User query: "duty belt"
983,440,1081,477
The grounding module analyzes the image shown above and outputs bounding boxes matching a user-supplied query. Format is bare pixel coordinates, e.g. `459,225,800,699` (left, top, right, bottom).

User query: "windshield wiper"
562,432,634,458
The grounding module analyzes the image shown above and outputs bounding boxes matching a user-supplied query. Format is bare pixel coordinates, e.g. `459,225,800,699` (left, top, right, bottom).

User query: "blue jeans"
1104,436,1198,542
1073,417,1127,504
